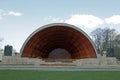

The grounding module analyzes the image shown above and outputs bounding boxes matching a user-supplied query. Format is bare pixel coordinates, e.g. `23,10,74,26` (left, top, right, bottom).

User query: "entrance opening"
48,48,71,59
44,48,74,63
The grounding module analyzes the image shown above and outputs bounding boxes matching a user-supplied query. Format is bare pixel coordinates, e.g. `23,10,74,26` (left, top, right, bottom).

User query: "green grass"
0,70,120,80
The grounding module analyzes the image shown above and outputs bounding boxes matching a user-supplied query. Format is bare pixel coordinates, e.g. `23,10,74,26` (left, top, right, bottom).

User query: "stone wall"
0,56,36,65
0,56,119,66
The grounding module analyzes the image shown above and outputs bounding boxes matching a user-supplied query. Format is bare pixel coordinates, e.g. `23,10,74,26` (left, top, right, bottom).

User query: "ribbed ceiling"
21,23,97,59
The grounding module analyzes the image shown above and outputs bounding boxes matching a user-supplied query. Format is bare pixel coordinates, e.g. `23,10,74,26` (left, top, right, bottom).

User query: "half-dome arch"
21,23,97,59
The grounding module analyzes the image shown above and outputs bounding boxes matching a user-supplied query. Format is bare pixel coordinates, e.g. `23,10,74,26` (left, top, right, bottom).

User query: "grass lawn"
0,70,119,80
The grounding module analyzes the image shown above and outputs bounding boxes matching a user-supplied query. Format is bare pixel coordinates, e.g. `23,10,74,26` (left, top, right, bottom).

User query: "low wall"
0,56,36,65
0,56,119,66
75,57,118,66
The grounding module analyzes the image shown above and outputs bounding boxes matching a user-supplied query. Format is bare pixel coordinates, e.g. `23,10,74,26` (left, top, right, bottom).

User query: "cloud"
44,14,104,30
65,14,103,29
0,9,4,19
8,11,22,16
44,14,120,33
0,9,22,20
44,14,104,33
105,15,120,24
44,16,64,23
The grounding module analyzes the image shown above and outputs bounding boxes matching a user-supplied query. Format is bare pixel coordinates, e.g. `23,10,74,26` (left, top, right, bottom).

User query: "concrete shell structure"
21,23,97,59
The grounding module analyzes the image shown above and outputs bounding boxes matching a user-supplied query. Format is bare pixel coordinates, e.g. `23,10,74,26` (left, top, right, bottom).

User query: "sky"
0,0,120,52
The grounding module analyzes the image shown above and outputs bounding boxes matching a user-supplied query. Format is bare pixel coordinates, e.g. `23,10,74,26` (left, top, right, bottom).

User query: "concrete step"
40,63,76,66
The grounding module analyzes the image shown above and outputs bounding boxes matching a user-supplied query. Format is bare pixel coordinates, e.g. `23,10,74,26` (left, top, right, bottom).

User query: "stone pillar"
0,50,2,61
99,53,107,65
34,59,44,66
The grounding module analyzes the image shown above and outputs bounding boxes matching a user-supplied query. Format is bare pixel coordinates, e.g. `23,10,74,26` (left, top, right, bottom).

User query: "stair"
40,59,77,66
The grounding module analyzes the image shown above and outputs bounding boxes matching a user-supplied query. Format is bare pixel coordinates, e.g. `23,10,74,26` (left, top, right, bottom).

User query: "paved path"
0,65,120,71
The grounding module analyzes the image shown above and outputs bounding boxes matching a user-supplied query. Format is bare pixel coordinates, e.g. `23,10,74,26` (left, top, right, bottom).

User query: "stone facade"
0,56,119,66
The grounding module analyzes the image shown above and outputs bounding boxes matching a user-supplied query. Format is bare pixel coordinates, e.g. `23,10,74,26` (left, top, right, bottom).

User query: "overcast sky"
0,0,120,52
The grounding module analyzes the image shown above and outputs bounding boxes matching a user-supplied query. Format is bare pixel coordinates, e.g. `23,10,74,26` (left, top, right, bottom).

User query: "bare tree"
91,27,117,56
114,34,120,59
0,38,4,49
91,28,103,54
102,28,116,50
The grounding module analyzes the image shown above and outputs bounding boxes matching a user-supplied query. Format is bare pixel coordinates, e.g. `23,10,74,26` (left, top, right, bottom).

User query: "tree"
91,27,117,56
0,38,4,60
0,38,4,49
91,28,103,55
102,28,116,50
113,34,120,59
